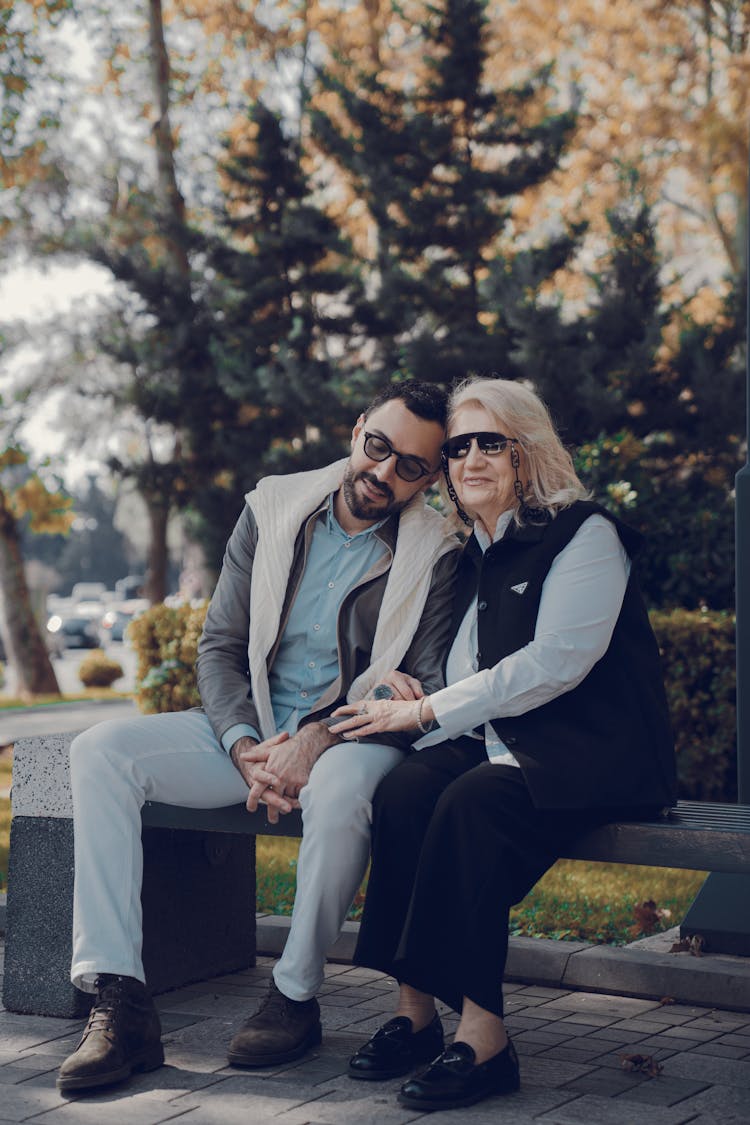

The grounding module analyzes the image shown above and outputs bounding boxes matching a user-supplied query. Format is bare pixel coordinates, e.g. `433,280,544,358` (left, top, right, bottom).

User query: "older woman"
330,377,676,1112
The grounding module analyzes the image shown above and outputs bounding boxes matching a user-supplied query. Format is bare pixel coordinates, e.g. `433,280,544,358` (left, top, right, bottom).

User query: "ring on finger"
358,703,368,716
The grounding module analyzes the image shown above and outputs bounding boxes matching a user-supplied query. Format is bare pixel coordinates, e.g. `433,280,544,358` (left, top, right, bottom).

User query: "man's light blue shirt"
222,494,387,751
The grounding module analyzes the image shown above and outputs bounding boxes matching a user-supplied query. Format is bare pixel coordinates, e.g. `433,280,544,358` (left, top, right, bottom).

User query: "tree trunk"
143,496,170,605
0,507,60,696
147,0,190,279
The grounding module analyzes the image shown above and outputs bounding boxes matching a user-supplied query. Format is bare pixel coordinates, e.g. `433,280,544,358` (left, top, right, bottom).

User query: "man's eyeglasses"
363,432,433,482
442,432,517,460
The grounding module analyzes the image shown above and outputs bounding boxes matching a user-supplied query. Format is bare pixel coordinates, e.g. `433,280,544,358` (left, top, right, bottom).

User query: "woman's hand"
329,696,434,738
369,671,425,701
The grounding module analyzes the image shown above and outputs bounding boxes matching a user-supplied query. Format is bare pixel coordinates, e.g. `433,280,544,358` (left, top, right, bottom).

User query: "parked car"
46,614,101,651
99,598,149,643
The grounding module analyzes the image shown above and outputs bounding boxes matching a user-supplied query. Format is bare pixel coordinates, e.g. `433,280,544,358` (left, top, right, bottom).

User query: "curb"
256,914,750,1013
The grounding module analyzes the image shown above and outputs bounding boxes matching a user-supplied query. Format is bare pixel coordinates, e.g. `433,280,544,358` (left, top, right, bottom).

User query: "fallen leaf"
621,1052,664,1077
669,933,705,957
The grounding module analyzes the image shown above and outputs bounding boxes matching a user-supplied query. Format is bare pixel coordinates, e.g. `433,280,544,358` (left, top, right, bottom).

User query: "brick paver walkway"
1,945,749,1123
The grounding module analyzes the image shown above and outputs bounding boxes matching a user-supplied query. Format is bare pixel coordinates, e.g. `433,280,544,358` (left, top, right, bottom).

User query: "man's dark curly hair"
364,381,448,428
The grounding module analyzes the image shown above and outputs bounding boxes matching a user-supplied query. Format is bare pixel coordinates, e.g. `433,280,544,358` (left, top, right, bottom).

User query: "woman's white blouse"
415,512,631,762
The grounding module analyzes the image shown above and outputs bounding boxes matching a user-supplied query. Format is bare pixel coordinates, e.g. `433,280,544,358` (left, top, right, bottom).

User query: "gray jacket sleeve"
401,547,460,699
196,505,261,746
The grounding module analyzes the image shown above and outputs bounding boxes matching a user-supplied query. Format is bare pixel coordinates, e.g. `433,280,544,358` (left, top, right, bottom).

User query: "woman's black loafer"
398,1037,520,1110
348,1014,444,1080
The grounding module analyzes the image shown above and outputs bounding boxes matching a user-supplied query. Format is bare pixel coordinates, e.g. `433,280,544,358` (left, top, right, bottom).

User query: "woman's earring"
442,457,472,527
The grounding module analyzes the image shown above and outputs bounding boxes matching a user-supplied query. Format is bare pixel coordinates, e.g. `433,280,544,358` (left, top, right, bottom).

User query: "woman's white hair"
445,376,590,525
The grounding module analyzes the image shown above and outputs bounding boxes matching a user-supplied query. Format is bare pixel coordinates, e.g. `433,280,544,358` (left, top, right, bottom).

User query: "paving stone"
0,1064,56,1084
175,1076,411,1125
560,1067,648,1097
514,1029,571,1047
670,1085,750,1123
657,1025,726,1043
616,1075,712,1106
155,993,259,1020
717,1033,750,1049
638,1033,701,1051
537,1042,615,1063
610,1017,673,1032
318,992,373,1009
688,1041,750,1059
555,1017,617,1034
684,1014,750,1031
32,1090,197,1124
585,1027,657,1046
3,1052,62,1072
518,1056,596,1089
0,1082,72,1122
514,1039,556,1057
663,1051,750,1087
516,987,573,1001
633,1008,710,1026
537,1093,700,1123
505,1014,556,1032
537,994,661,1018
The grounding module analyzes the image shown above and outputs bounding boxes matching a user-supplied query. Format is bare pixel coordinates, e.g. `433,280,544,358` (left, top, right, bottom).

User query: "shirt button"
308,661,315,669
313,624,321,631
328,581,335,588
478,600,488,611
344,541,351,548
300,690,309,699
505,735,517,746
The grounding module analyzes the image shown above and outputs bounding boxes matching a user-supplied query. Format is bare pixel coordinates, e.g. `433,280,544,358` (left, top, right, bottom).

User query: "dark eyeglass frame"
362,431,434,483
441,431,517,460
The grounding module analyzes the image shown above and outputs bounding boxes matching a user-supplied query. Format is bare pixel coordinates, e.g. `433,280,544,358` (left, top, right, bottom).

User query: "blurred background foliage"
1,0,748,685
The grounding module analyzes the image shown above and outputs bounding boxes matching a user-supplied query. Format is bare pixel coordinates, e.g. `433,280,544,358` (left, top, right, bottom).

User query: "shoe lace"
259,985,289,1017
82,978,124,1038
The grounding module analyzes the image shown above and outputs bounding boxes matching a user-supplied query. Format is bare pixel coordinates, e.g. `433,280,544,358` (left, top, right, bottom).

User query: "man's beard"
342,465,409,521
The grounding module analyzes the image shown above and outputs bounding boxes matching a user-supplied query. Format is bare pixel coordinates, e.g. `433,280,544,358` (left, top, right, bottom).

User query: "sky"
0,258,113,484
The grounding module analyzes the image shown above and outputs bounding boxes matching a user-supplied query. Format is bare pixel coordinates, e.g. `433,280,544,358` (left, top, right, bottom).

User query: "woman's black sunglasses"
442,432,516,460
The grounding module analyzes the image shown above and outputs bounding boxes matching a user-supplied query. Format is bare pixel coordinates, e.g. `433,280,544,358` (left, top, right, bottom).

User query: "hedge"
129,603,737,803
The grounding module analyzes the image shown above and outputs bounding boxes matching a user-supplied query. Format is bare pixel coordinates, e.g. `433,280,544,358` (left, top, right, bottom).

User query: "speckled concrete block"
4,734,258,1018
10,733,77,819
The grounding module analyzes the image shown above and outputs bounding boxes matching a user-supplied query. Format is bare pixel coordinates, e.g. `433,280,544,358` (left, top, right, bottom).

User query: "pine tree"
193,101,368,569
311,0,578,385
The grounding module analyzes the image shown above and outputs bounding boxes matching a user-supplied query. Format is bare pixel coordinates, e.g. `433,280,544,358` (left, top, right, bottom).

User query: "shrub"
78,650,124,689
129,602,208,714
128,601,737,800
651,609,736,802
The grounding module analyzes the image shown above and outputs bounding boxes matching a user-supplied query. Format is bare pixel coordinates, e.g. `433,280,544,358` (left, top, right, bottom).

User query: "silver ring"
358,703,368,716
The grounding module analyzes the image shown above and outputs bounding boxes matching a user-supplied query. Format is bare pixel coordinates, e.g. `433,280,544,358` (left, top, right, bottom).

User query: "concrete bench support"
4,733,256,1019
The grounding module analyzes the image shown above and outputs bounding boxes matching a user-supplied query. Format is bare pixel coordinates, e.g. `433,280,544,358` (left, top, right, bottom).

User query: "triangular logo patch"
510,581,528,595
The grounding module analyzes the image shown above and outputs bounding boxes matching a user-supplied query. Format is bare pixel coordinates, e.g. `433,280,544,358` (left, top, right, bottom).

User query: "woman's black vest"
449,501,677,810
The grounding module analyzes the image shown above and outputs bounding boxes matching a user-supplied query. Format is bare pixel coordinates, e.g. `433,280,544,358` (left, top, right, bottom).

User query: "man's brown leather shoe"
57,975,164,1093
227,979,322,1067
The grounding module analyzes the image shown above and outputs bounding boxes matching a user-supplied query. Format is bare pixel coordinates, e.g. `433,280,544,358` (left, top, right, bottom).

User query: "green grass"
0,689,132,711
0,762,706,943
255,836,705,946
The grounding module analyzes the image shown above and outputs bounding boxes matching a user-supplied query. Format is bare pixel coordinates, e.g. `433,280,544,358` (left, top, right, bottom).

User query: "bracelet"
416,697,436,734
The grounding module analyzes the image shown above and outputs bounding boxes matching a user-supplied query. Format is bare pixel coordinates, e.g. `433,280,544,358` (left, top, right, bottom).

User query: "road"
0,641,139,747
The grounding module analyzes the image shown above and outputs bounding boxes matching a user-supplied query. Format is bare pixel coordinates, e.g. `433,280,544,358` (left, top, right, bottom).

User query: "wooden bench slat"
141,798,750,875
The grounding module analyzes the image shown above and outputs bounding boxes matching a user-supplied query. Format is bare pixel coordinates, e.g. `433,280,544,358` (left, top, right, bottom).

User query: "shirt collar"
474,509,515,553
